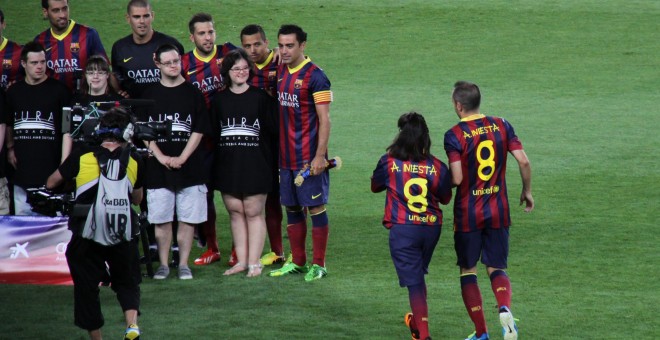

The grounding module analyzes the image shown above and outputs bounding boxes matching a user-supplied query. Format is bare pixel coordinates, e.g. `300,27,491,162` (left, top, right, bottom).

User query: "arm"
310,103,330,176
169,132,203,169
46,169,64,190
0,123,5,153
144,140,171,170
510,149,534,212
5,126,16,169
449,161,463,187
61,133,72,164
131,187,143,206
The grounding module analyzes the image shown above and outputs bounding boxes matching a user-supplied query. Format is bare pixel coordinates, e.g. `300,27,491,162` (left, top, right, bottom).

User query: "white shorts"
147,185,208,224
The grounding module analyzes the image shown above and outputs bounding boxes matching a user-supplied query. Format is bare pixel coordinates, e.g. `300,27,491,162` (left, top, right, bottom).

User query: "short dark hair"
20,41,46,62
0,9,5,23
127,0,150,13
386,112,431,162
154,43,180,62
41,0,67,10
452,81,481,112
278,24,307,44
98,106,133,142
188,13,213,34
219,49,254,88
240,24,267,41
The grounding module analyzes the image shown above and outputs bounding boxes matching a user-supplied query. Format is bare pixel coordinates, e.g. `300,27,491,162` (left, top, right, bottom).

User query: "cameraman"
46,107,143,340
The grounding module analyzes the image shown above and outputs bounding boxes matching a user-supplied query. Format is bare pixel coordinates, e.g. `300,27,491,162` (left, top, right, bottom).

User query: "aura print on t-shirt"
149,112,191,143
14,110,57,141
219,114,260,148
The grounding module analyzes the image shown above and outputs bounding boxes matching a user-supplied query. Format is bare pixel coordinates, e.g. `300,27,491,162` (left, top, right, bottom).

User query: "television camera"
62,99,171,143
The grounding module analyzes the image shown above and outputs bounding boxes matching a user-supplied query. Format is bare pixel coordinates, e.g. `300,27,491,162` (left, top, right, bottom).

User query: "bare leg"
176,221,195,267
244,194,267,276
155,222,172,265
222,193,248,275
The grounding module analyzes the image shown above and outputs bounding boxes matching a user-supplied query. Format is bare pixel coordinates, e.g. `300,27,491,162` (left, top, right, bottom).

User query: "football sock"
310,209,329,267
203,196,218,253
461,273,487,336
408,283,429,339
286,210,307,266
265,196,284,255
490,269,512,309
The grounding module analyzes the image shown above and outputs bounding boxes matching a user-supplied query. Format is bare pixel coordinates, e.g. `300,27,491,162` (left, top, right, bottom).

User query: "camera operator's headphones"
92,108,135,142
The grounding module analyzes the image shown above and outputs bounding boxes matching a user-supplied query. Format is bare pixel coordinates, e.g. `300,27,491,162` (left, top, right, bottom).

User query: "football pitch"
1,0,658,338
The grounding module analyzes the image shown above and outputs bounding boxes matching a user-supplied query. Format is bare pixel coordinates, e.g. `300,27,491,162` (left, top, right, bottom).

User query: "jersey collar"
255,50,274,70
0,37,7,51
287,56,311,74
193,45,218,63
51,20,76,41
460,113,485,122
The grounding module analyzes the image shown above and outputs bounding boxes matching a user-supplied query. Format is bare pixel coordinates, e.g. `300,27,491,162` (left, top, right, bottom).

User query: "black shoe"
140,248,158,264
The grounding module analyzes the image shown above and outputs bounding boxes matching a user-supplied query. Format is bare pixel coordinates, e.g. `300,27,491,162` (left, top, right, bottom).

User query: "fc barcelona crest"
294,79,303,89
2,59,11,70
216,58,223,66
70,42,80,53
268,71,276,81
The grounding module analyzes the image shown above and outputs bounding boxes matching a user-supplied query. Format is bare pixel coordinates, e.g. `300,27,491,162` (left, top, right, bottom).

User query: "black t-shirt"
5,78,71,187
210,86,276,194
140,81,209,190
0,90,6,178
111,31,184,98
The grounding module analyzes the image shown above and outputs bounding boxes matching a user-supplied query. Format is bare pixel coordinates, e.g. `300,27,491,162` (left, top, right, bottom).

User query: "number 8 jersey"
371,154,452,229
444,114,523,232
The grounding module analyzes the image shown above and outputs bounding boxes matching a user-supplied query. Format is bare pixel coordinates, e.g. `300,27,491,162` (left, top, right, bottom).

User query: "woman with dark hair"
65,55,123,154
371,112,453,340
210,49,276,277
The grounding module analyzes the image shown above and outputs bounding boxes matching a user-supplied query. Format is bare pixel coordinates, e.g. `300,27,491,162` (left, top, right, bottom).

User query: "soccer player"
5,42,70,215
0,9,23,90
443,81,534,340
371,112,452,340
140,43,209,280
240,24,284,266
181,13,237,267
35,0,108,93
111,0,184,99
268,25,333,281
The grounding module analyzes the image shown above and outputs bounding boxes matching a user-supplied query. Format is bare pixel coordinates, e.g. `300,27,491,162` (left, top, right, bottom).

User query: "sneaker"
178,266,193,280
227,248,238,267
304,264,327,282
260,252,285,266
124,323,140,340
465,331,489,340
140,248,158,264
268,262,309,277
153,265,169,280
499,306,518,340
169,250,179,269
283,252,292,265
404,313,420,340
194,249,220,265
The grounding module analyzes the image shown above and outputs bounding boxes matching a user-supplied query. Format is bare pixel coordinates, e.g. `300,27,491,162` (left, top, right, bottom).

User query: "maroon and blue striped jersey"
182,42,237,108
443,114,523,232
277,58,332,170
0,37,23,90
248,50,278,97
371,154,452,229
34,20,107,92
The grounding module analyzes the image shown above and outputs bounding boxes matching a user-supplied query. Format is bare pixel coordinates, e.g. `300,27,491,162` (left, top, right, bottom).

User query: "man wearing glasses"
139,44,209,280
111,0,183,98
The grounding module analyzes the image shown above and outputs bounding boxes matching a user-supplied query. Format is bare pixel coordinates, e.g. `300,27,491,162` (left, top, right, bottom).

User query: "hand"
118,90,130,98
309,156,327,176
168,156,186,169
155,153,171,170
7,148,17,169
520,190,534,212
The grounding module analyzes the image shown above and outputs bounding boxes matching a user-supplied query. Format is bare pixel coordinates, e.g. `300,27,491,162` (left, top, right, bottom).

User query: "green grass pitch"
0,0,658,338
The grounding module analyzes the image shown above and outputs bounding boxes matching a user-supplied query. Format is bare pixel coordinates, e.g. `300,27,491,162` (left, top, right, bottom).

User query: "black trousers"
65,235,141,331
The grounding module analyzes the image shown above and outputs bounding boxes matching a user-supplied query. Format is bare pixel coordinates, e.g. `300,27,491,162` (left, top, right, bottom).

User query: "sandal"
246,263,262,277
223,263,246,276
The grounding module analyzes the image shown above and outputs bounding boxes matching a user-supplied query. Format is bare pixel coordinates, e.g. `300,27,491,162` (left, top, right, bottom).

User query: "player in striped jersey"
268,25,333,282
0,10,23,90
371,112,452,340
443,81,534,340
181,13,237,267
240,24,283,266
35,0,107,93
